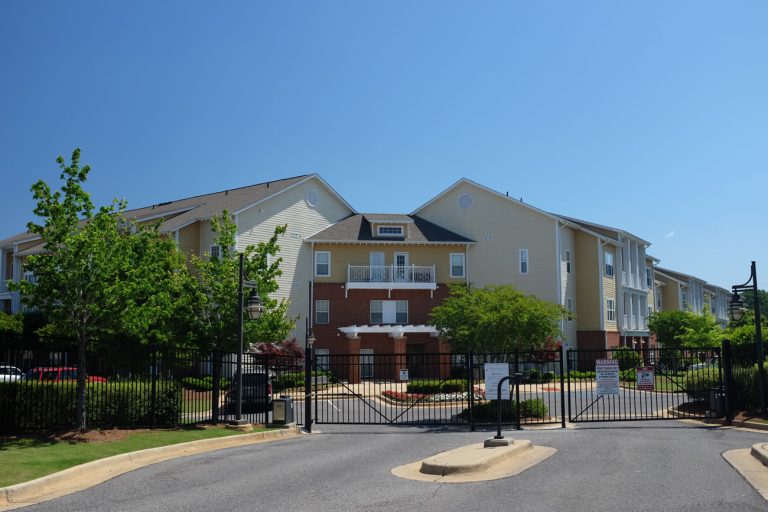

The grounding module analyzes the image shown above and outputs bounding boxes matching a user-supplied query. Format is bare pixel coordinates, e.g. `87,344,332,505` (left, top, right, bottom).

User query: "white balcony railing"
347,265,436,284
622,314,648,331
621,272,647,291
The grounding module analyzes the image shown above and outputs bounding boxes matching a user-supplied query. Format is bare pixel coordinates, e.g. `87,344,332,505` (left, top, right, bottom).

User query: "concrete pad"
751,443,768,467
723,449,768,501
391,441,556,483
0,427,301,511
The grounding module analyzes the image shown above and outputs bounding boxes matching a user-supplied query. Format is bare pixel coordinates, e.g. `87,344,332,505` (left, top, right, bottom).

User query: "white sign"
399,369,409,381
636,367,654,391
595,359,620,395
484,363,510,400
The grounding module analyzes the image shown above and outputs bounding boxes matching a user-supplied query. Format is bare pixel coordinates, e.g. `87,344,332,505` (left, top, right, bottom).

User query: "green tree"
648,310,723,348
10,149,130,429
430,284,567,353
0,311,23,335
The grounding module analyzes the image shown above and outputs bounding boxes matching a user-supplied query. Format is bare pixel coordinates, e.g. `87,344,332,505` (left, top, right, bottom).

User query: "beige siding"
311,244,467,283
574,231,601,331
417,182,559,303
661,281,681,311
602,245,618,331
237,177,353,343
199,220,218,257
177,222,201,259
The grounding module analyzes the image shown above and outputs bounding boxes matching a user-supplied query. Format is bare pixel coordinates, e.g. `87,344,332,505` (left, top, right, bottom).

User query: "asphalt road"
19,421,768,512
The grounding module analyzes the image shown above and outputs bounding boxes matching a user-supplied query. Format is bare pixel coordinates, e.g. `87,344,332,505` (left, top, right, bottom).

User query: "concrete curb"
752,443,768,467
0,426,303,511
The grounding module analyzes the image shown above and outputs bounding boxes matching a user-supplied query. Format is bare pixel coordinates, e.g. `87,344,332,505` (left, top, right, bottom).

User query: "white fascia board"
234,174,357,216
654,269,689,287
560,216,651,247
302,240,475,246
129,206,195,224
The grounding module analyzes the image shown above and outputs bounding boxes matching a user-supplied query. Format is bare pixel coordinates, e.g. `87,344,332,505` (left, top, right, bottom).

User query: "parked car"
225,370,274,413
26,367,107,383
0,365,24,382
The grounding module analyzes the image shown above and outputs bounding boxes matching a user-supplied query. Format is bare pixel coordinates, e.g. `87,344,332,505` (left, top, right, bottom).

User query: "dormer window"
377,226,403,237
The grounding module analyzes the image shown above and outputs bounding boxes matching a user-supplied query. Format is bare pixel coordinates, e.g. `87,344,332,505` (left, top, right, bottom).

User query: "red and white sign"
636,367,655,391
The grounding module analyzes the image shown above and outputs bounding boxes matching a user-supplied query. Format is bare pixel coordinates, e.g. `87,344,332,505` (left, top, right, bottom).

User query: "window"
648,306,653,318
604,251,614,277
315,251,330,277
450,253,465,278
519,249,529,274
565,250,572,274
646,267,652,288
457,193,474,210
377,226,403,236
370,300,408,324
23,271,36,284
314,348,330,371
566,298,573,321
656,294,662,310
315,300,329,324
305,189,319,207
606,299,616,321
682,291,688,309
209,245,221,259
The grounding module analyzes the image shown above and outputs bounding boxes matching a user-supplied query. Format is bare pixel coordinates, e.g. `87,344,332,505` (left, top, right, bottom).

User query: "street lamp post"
304,318,315,433
729,261,765,415
232,253,264,426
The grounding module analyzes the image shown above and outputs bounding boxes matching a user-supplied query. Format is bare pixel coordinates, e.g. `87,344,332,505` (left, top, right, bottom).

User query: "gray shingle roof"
307,214,474,244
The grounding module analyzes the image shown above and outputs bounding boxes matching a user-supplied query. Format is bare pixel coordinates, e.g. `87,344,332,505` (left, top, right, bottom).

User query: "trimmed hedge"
684,368,721,400
272,370,337,391
181,376,230,392
0,380,182,431
406,379,467,394
568,371,596,380
459,399,548,421
527,370,557,383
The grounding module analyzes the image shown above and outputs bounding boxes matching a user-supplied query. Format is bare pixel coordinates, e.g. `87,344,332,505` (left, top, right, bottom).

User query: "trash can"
709,387,725,416
271,395,294,425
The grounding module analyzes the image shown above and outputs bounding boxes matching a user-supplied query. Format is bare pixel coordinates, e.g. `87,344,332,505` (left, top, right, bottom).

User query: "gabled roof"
1,173,355,246
557,216,651,247
410,177,624,246
306,214,474,244
655,267,707,285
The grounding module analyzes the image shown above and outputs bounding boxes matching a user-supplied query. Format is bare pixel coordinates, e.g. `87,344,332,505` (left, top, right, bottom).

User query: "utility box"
271,395,294,425
709,387,725,417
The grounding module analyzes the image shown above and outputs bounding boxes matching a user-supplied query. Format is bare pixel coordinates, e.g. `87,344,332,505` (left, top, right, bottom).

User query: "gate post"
304,346,312,432
467,349,475,432
566,349,572,423
559,347,566,429
722,339,733,425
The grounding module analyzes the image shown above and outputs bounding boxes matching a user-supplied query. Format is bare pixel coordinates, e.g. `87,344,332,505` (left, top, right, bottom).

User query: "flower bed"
381,387,485,404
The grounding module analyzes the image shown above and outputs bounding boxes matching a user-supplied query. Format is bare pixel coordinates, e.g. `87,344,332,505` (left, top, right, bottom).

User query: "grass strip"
0,426,267,487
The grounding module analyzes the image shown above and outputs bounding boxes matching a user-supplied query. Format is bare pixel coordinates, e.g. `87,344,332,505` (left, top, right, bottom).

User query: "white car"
0,365,24,382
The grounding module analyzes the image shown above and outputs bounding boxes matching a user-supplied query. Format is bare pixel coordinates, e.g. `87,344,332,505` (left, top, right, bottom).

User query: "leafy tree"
649,310,723,349
190,211,295,419
0,311,23,335
10,149,130,429
430,284,567,353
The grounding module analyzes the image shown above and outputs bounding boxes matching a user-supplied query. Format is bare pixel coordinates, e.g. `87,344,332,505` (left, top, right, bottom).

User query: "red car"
26,367,107,383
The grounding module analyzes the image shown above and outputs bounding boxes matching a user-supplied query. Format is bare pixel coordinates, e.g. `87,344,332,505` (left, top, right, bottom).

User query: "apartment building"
0,174,354,344
654,267,730,327
411,178,656,351
306,214,472,383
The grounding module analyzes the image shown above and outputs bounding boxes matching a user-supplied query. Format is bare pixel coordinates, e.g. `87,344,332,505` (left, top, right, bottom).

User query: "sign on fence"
595,359,619,395
484,363,509,400
399,369,409,381
636,367,654,391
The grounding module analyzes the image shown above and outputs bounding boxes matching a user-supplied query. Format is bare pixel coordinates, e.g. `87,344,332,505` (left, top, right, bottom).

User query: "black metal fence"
0,336,305,432
312,349,565,428
566,347,724,422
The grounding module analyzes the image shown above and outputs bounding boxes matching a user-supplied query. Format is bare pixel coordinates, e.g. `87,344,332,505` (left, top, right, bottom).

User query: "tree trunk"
76,331,87,430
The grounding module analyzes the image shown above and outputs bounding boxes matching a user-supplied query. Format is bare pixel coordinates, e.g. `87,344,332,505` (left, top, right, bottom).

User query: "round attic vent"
457,193,474,210
305,189,319,207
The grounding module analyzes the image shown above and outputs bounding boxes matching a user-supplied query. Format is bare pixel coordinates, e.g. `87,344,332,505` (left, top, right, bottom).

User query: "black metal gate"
310,350,565,428
566,347,725,422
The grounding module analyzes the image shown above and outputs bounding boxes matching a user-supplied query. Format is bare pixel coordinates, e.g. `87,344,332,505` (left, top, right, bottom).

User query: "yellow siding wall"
237,177,353,342
311,244,468,283
177,222,201,259
574,231,601,330
661,281,681,311
602,248,618,332
416,182,559,303
559,226,577,344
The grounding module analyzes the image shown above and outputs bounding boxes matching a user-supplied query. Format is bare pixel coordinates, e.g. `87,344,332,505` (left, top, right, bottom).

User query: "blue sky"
1,1,766,288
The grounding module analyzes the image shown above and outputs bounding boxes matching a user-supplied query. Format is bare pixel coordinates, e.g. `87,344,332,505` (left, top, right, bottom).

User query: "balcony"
622,314,648,332
621,271,647,291
346,265,437,294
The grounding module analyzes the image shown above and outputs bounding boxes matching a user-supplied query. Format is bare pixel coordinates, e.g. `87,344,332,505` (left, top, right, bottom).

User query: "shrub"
407,379,467,394
613,347,641,371
567,371,596,380
620,369,637,382
684,369,721,400
542,371,556,383
458,398,548,421
180,376,229,392
273,370,336,391
527,369,541,383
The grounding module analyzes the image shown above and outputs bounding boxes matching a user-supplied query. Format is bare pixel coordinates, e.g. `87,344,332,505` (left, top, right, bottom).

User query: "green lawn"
0,426,266,488
622,374,688,393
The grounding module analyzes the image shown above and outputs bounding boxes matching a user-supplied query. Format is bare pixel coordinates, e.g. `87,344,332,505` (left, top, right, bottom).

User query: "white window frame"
656,294,662,310
377,225,403,237
646,267,652,288
314,251,331,277
314,348,330,371
370,300,383,324
449,253,465,278
565,250,572,274
395,300,408,324
604,251,614,277
519,249,529,275
209,245,221,259
370,299,408,324
315,300,329,325
606,299,616,321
